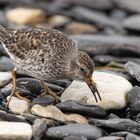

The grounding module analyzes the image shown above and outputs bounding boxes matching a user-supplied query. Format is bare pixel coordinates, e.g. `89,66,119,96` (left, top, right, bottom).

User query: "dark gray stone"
93,55,140,65
125,62,140,82
113,0,140,13
123,15,140,33
60,0,113,10
71,35,140,57
90,118,140,134
111,131,140,140
0,111,26,122
128,86,140,113
69,7,119,29
46,124,104,139
56,100,107,118
32,95,55,106
0,56,14,71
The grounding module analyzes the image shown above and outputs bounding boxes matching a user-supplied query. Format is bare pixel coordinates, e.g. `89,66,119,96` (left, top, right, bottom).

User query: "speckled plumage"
0,25,101,102
0,26,78,80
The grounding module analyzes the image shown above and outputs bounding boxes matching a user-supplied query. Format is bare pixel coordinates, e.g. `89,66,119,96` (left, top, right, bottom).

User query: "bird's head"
69,51,101,102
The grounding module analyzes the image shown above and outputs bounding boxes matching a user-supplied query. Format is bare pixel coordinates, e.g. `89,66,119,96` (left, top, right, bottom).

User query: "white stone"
6,8,45,25
0,72,12,87
0,121,32,140
31,104,88,124
8,96,30,114
61,71,133,110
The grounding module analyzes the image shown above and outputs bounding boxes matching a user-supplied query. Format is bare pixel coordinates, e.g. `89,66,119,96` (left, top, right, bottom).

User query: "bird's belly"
12,57,50,80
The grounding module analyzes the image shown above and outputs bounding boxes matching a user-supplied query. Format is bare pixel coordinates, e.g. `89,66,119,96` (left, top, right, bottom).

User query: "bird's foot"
40,80,60,103
6,90,30,108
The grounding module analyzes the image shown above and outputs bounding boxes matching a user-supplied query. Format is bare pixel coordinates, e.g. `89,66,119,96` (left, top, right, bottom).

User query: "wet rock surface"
1,0,140,140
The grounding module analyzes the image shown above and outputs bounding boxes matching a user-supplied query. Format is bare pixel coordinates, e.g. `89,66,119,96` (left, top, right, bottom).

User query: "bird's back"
0,26,77,80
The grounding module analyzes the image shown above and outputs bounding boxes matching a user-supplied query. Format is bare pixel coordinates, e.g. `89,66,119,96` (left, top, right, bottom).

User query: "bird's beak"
86,77,101,102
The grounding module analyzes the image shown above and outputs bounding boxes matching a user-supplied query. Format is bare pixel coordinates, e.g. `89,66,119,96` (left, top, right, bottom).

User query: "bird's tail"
0,25,11,42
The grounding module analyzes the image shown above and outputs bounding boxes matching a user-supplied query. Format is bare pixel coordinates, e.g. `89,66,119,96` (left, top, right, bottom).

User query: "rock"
31,104,65,122
65,114,88,124
46,124,104,139
32,118,48,140
110,10,127,21
0,56,14,71
123,15,140,33
125,61,140,82
64,135,88,140
97,136,124,140
32,95,55,106
65,22,97,34
8,96,30,114
58,0,113,10
47,15,70,28
71,35,140,57
0,121,32,140
0,71,12,88
22,113,38,124
56,100,107,118
113,0,140,13
6,8,46,25
31,104,88,124
0,10,7,26
69,7,119,29
128,86,140,113
93,55,140,65
0,111,26,122
61,71,132,110
90,118,140,134
108,113,120,119
111,131,140,140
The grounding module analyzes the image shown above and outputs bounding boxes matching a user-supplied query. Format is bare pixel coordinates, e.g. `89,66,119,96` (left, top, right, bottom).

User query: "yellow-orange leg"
40,80,60,103
6,68,30,107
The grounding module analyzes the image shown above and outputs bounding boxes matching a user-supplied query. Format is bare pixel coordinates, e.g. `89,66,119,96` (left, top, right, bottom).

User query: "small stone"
0,111,26,122
31,104,65,122
32,118,48,140
90,118,140,134
125,61,140,82
61,71,133,110
32,95,55,106
114,0,140,13
93,55,140,65
97,136,124,140
8,96,30,114
69,6,119,29
111,131,140,140
71,35,140,57
0,71,12,88
128,86,140,113
56,100,107,118
31,104,88,124
46,124,104,139
64,114,88,124
0,121,32,140
123,15,140,33
65,22,97,34
6,8,46,25
47,15,70,28
0,56,14,71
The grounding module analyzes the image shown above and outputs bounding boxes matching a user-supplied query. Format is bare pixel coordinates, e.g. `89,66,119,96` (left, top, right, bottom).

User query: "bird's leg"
40,80,60,103
6,68,30,107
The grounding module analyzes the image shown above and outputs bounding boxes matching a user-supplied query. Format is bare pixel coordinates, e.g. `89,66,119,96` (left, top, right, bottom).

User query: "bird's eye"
80,67,85,72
